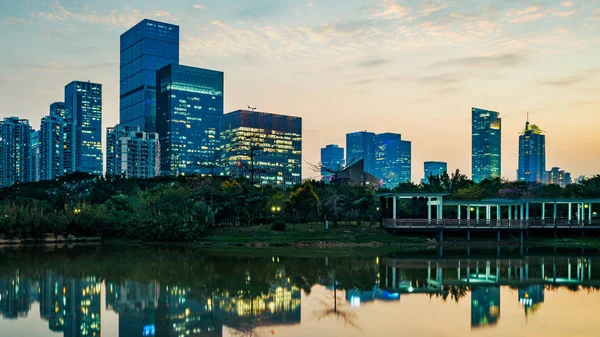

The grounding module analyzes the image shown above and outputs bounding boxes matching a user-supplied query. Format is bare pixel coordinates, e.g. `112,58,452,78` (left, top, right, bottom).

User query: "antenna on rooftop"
247,105,257,111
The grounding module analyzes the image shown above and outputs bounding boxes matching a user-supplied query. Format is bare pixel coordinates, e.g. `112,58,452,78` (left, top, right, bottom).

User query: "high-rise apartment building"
320,144,344,182
120,19,179,132
346,131,376,175
472,107,501,182
546,167,571,187
423,161,447,184
50,102,66,119
30,130,40,182
0,117,32,187
517,119,546,183
106,124,160,178
374,133,411,187
39,114,65,181
64,81,103,175
156,64,224,176
221,109,302,187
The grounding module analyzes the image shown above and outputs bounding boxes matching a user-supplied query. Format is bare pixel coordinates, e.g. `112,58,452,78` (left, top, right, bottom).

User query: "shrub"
270,219,287,231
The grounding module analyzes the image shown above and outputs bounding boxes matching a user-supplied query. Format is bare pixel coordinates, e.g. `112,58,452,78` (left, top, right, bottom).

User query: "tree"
225,133,265,185
288,183,320,223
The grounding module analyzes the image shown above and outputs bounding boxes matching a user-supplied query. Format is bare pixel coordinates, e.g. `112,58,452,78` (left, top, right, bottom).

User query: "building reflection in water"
471,287,500,328
519,285,545,316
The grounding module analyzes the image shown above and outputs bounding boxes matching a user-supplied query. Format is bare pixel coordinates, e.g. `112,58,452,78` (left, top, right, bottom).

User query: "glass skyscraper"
64,81,103,176
106,124,160,178
423,161,447,183
517,120,546,183
221,109,302,187
120,19,179,132
472,107,501,183
156,64,224,176
40,114,65,181
374,133,411,187
30,130,40,182
0,117,32,187
320,144,345,182
346,131,376,176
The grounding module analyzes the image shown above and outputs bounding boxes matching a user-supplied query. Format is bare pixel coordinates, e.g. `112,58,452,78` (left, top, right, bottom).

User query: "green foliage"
270,219,287,231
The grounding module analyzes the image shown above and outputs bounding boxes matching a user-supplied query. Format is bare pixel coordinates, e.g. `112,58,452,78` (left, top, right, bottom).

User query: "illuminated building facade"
472,107,501,182
40,114,65,181
374,132,411,187
120,19,179,132
320,144,344,182
471,287,500,328
423,161,447,184
0,271,32,319
546,167,572,187
221,110,302,187
31,130,40,182
156,64,224,176
518,120,546,183
39,271,67,332
64,278,102,337
346,131,376,175
64,81,103,176
106,125,160,178
0,117,32,187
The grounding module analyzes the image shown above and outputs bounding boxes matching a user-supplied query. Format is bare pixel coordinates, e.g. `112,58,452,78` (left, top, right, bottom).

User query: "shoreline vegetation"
1,171,600,245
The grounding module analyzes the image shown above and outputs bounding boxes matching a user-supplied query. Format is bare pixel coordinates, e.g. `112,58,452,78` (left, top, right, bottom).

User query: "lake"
0,245,599,337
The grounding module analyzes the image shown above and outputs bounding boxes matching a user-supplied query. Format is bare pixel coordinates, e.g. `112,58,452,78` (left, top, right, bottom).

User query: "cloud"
416,73,465,85
348,78,376,86
154,11,171,17
553,10,577,17
539,68,599,87
561,2,575,7
432,53,527,69
356,58,392,68
211,20,228,28
193,4,205,9
5,61,116,70
35,2,149,27
370,0,408,20
2,17,34,25
506,6,549,23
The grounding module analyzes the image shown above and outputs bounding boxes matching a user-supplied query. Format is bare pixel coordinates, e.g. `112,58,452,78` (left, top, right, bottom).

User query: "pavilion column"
467,205,471,220
520,204,524,220
458,205,461,220
526,203,530,221
553,202,557,221
427,197,431,221
542,203,545,221
568,203,572,222
514,205,518,219
476,206,480,221
508,205,512,220
589,203,593,224
393,197,397,219
438,197,444,220
497,205,501,220
486,206,491,221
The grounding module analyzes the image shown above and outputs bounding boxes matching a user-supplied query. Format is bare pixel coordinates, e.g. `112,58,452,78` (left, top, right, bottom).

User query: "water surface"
0,245,599,337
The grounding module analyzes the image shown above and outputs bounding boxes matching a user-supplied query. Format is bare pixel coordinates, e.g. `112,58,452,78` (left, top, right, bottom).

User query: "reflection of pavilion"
345,287,400,307
471,287,500,328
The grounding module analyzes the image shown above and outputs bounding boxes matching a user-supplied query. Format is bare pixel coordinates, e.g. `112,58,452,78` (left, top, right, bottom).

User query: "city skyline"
1,1,600,182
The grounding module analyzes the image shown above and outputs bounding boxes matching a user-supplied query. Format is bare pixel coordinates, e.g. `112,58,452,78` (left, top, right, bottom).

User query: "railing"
382,218,600,229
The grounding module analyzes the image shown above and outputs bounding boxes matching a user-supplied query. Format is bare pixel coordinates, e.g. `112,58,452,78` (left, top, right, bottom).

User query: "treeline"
0,173,379,240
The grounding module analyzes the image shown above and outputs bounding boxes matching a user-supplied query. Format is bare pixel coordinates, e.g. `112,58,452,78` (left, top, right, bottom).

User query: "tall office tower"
546,167,571,187
120,19,179,132
221,109,302,187
320,144,345,182
156,64,224,176
39,114,65,181
472,107,501,183
374,133,411,188
346,131,376,175
0,117,32,188
517,119,546,183
106,124,160,178
423,161,448,184
64,81,103,175
30,130,40,182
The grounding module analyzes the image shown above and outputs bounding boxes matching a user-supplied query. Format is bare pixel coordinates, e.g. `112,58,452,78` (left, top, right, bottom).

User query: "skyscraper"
374,133,411,187
30,130,40,182
64,81,103,175
346,131,376,175
50,102,66,119
106,124,160,178
423,161,447,183
0,117,32,187
546,167,571,187
39,114,65,181
221,109,302,187
156,64,224,176
472,107,501,183
320,144,344,182
120,19,179,132
517,119,546,183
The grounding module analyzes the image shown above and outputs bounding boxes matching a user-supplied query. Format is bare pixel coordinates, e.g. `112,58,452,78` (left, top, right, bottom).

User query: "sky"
1,0,599,182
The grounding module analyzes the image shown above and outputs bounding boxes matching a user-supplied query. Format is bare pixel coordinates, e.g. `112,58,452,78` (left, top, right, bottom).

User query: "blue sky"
1,0,599,181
